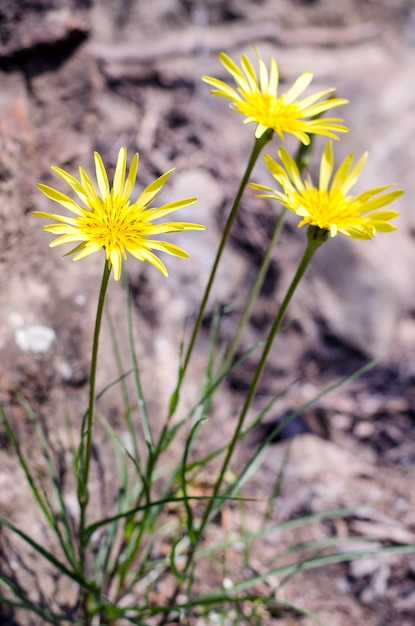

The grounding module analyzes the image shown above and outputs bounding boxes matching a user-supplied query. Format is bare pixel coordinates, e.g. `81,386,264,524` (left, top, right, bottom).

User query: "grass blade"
106,306,141,463
17,394,78,568
0,403,53,529
125,275,153,451
0,516,97,593
232,544,415,593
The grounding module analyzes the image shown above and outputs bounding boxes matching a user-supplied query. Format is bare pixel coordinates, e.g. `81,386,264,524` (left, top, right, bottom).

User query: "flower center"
237,91,302,133
80,193,144,252
292,188,361,232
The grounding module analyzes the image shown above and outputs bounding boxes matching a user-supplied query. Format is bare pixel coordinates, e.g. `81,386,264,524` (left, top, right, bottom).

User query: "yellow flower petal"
37,185,85,216
33,210,78,224
123,153,139,203
143,198,197,221
319,142,333,192
109,248,122,281
241,54,258,91
130,248,168,276
137,169,174,209
334,152,367,194
275,149,305,192
49,233,89,247
51,167,89,205
43,224,79,234
267,57,279,95
113,147,127,198
79,167,100,205
219,52,245,84
94,152,110,199
141,240,189,258
283,71,313,104
35,149,205,280
252,141,402,241
360,190,403,213
203,47,348,143
73,242,101,260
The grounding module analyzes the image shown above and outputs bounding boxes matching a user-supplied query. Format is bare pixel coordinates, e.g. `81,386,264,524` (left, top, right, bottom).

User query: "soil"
1,0,415,625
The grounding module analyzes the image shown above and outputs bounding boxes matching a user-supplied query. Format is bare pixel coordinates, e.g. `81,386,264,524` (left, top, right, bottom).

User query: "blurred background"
1,1,415,624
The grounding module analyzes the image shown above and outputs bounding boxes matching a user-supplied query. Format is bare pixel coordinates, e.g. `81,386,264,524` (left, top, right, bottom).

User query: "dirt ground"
1,0,415,624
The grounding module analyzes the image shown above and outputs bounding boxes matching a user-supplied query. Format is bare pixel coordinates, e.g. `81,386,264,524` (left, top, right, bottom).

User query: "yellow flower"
202,47,348,143
251,142,403,240
34,147,204,280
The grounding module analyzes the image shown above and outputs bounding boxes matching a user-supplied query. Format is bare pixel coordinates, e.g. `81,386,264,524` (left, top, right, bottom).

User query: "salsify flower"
251,142,403,239
34,147,205,280
202,47,349,143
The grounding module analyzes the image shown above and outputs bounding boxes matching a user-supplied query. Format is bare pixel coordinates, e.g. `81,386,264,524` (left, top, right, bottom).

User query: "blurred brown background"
1,1,415,624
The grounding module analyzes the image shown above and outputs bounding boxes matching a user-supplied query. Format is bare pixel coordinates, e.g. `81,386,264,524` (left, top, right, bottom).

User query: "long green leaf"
84,494,256,539
0,585,80,625
0,516,96,593
95,412,148,588
17,394,78,569
181,418,207,544
262,438,291,524
217,358,380,514
186,380,295,475
95,592,274,618
106,306,140,464
194,505,370,559
266,599,326,626
125,275,153,451
232,544,415,593
0,404,53,528
111,543,415,620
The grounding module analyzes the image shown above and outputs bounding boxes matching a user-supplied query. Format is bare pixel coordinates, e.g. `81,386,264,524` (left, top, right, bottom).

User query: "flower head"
251,142,403,240
202,47,348,143
34,147,204,280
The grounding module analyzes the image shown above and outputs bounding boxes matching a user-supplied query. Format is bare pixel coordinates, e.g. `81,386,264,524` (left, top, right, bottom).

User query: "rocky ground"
1,0,415,624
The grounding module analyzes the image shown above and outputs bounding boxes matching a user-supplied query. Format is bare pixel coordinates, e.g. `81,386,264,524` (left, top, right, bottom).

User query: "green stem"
223,207,287,372
169,129,274,416
222,138,314,372
78,261,111,594
127,282,154,450
185,225,328,570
